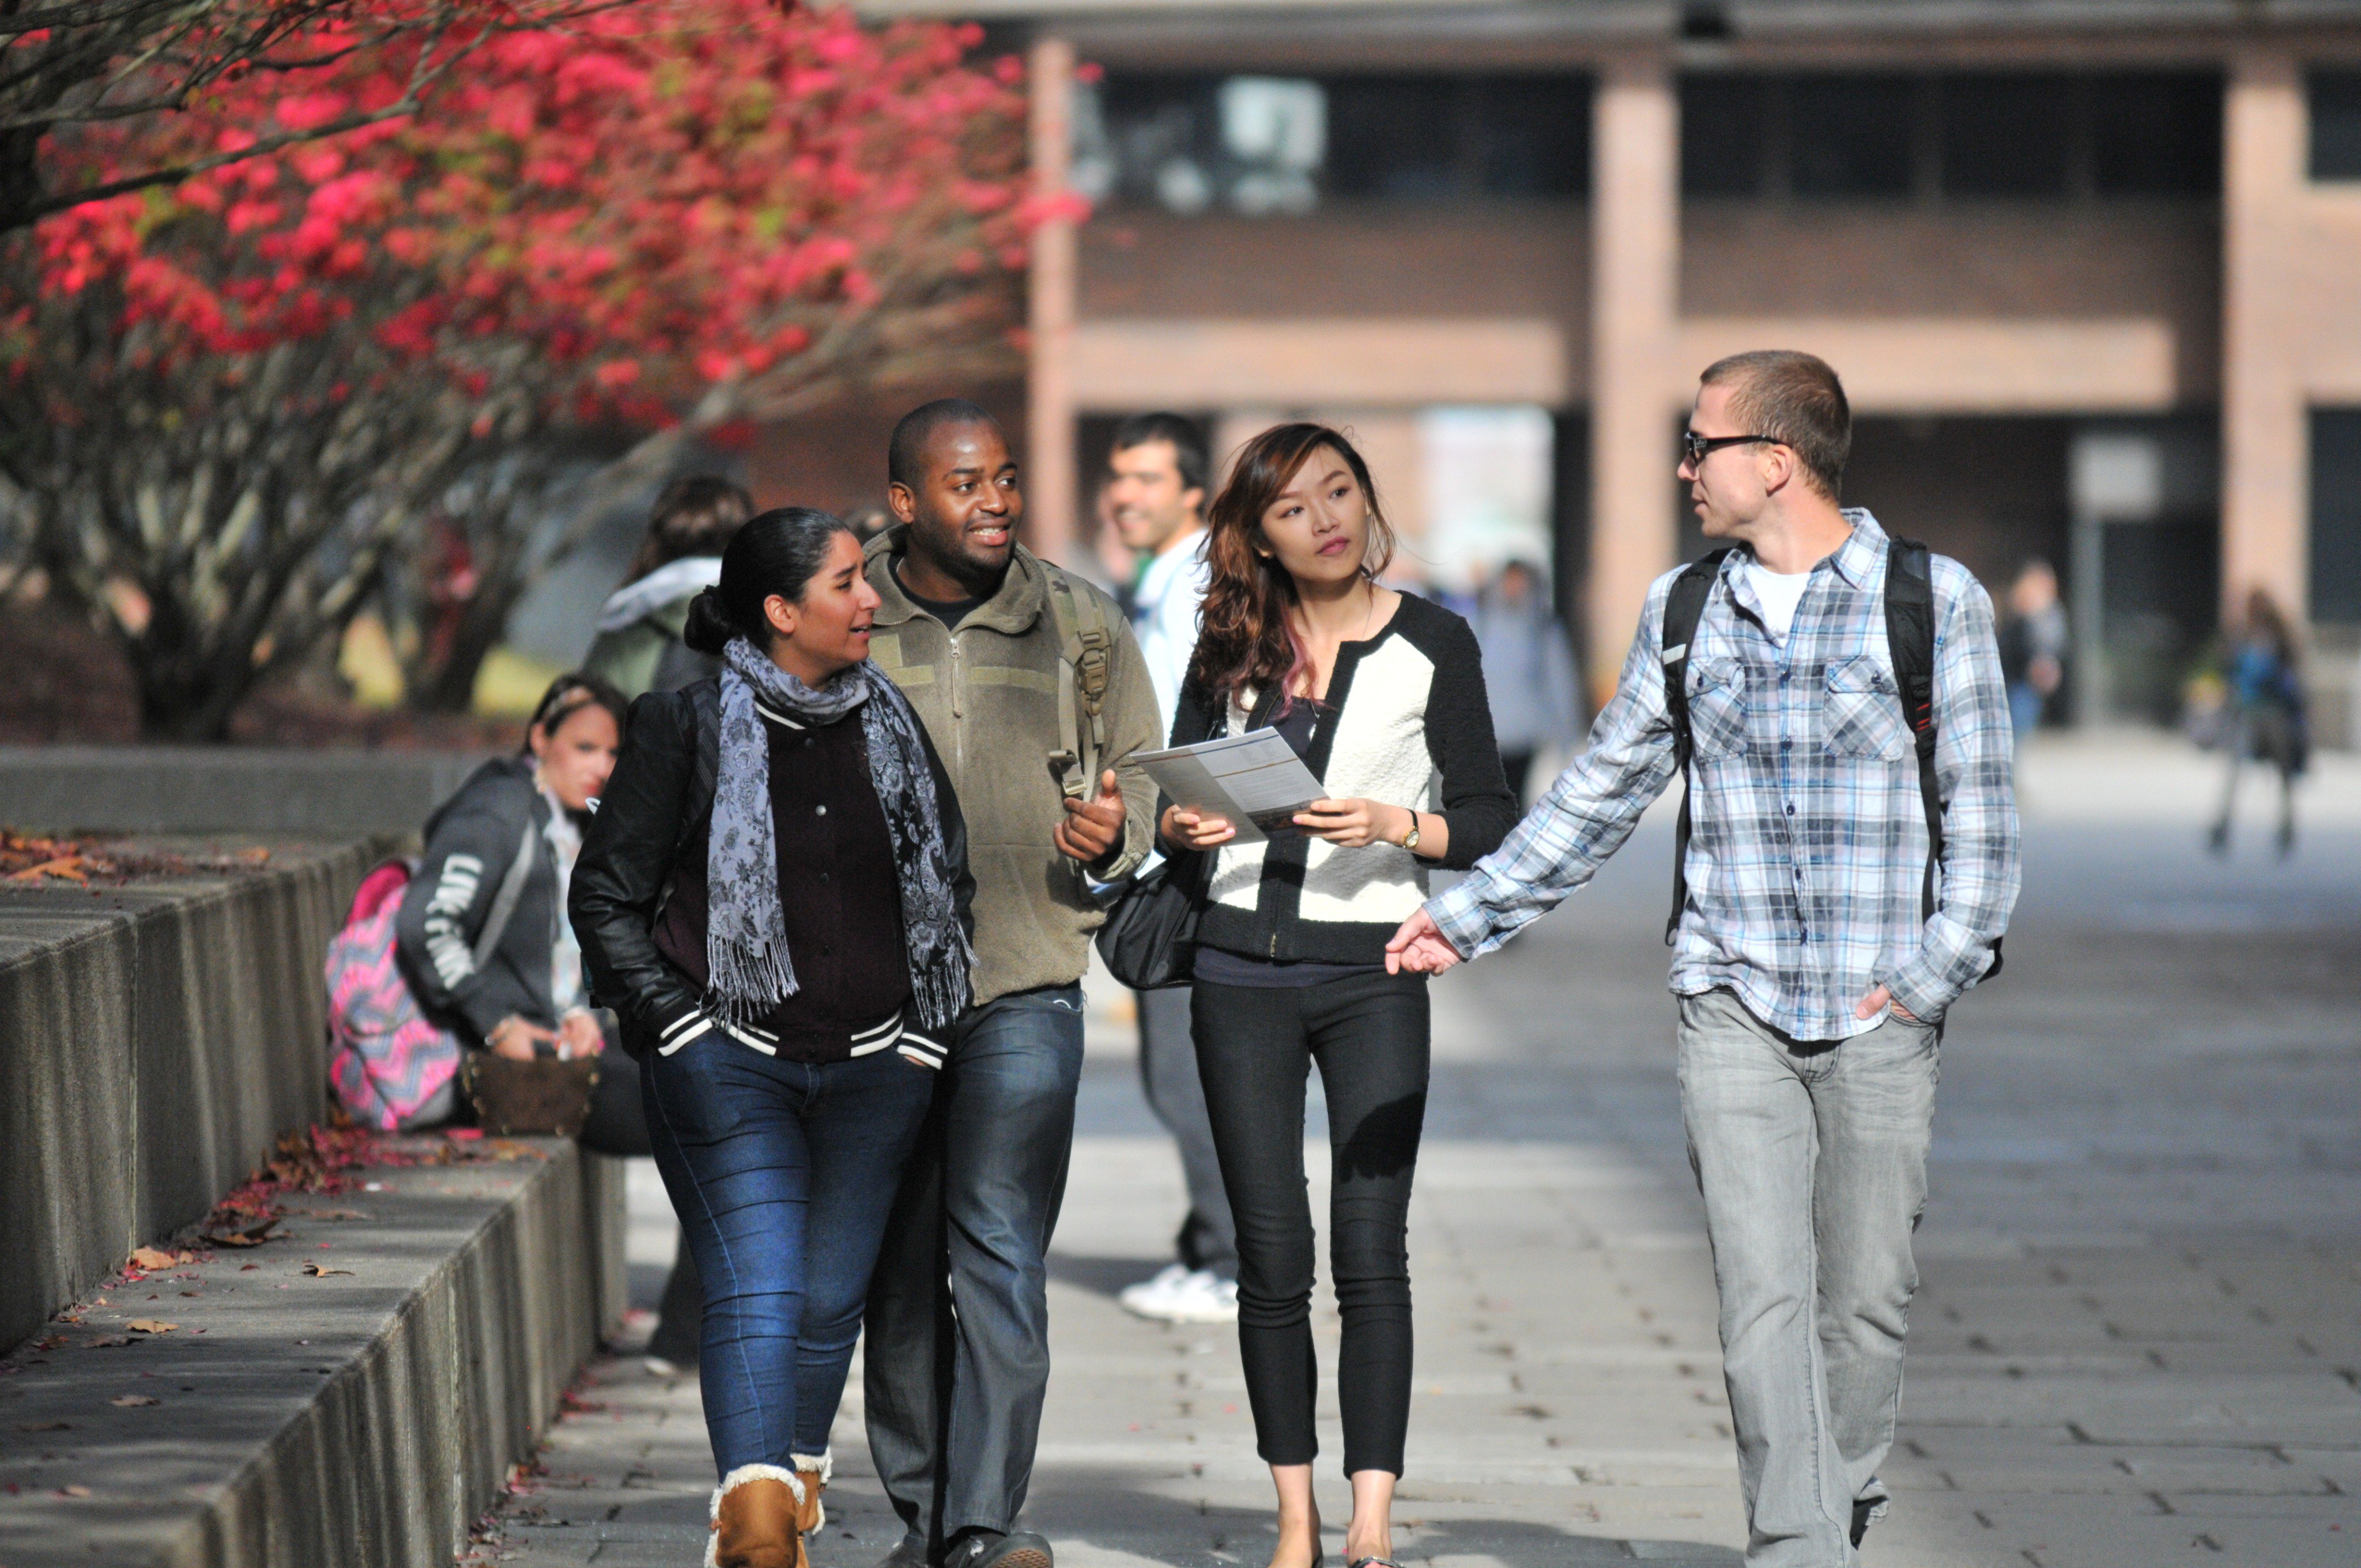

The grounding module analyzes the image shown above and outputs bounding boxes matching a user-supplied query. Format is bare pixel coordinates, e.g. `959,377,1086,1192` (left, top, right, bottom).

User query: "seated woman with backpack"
570,507,974,1568
327,672,701,1365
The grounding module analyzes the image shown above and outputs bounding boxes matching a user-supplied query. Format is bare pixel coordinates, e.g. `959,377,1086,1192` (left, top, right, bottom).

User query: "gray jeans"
1137,986,1236,1277
1676,989,1939,1568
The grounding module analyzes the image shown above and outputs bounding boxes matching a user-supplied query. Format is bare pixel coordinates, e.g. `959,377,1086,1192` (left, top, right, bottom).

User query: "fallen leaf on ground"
301,1264,353,1277
239,1264,259,1271
14,1421,70,1432
84,1336,133,1348
59,1483,91,1497
125,1320,176,1334
109,1394,160,1407
128,1246,177,1271
201,1218,280,1248
291,1207,366,1220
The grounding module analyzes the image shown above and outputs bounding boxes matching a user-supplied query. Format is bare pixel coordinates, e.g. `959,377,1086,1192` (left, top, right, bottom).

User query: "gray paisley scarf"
708,635,972,1032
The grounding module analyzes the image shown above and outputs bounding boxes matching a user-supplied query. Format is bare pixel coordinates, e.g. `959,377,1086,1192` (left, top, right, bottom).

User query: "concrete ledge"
0,840,386,1352
0,1140,628,1568
0,748,491,837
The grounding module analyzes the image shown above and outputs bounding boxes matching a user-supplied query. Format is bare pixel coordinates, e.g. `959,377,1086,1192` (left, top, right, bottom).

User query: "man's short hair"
638,474,753,572
1699,350,1851,500
1110,412,1209,496
889,398,1001,490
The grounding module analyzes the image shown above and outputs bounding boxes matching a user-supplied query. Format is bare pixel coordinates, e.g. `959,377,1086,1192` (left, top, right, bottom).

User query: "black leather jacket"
569,677,974,1058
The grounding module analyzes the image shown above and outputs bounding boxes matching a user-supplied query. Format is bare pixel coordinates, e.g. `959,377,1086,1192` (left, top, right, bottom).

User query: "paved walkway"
479,738,2361,1567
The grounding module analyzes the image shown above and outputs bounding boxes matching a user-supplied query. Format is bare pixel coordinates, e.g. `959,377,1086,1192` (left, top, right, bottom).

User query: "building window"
2314,409,2361,626
2091,75,2219,195
1789,75,1917,199
2312,70,2361,182
1680,71,2219,203
1940,76,2074,198
1080,72,1589,216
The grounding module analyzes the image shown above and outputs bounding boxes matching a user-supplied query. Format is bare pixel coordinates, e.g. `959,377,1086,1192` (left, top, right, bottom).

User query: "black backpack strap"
1883,535,2002,979
1662,549,1730,945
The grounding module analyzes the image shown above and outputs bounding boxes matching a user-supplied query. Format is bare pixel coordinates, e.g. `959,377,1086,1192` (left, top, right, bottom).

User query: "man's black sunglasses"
1682,431,1776,466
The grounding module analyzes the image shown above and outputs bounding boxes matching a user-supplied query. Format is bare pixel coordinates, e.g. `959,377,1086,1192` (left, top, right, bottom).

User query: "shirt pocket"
1820,654,1909,761
1684,658,1748,760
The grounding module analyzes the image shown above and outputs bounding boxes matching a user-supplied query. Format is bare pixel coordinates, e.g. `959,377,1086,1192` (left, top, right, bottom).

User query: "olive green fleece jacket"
862,526,1162,1008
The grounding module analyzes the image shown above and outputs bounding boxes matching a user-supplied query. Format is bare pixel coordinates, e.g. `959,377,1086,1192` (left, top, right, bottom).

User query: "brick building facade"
827,0,2361,737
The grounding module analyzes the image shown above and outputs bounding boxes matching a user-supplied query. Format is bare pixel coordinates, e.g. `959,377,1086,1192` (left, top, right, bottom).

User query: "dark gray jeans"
1136,985,1237,1277
1677,988,1940,1568
862,984,1087,1550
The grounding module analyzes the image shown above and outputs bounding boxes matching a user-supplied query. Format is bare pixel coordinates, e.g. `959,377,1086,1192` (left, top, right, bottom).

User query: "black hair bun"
681,585,737,655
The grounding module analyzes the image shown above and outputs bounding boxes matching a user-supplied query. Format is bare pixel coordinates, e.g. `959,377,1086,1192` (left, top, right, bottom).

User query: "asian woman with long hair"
1159,425,1518,1568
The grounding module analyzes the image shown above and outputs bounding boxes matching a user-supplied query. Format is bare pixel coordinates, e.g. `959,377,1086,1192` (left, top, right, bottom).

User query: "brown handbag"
459,1051,601,1137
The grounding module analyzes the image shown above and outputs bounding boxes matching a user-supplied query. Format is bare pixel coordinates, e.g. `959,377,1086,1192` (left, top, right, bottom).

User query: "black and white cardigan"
1165,593,1520,966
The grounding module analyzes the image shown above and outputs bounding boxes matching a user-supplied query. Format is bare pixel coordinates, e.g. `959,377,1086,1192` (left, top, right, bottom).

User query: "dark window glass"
1326,76,1462,199
2313,71,2361,182
1789,75,1916,198
2313,410,2361,625
1940,75,2073,197
1473,78,1589,198
1681,77,1767,197
2092,74,2220,195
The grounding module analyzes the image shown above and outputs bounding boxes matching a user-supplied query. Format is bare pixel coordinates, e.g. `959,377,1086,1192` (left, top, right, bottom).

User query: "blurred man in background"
582,476,755,699
1472,558,1581,803
1103,412,1238,1326
1998,559,2068,745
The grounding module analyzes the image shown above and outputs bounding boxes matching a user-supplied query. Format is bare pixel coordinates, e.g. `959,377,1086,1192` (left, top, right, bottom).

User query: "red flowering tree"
1,0,556,235
1,0,1038,737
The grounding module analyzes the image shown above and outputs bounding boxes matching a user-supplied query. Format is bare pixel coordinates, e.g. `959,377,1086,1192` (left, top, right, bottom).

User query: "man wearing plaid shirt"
1389,351,2019,1567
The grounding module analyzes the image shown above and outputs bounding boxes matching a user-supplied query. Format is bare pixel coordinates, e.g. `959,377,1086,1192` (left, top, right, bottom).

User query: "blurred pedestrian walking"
1998,558,2068,744
859,401,1164,1568
1390,352,2020,1568
571,508,975,1568
1470,559,1580,802
582,476,754,698
1103,412,1239,1327
2208,587,2309,858
1161,423,1517,1568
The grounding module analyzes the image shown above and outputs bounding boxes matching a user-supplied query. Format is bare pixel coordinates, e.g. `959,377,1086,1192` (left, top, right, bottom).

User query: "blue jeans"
863,983,1086,1548
1676,988,1939,1568
643,1035,938,1478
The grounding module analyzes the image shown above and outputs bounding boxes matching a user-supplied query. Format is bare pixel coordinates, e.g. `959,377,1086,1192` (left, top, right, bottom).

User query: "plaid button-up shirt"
1429,511,2019,1040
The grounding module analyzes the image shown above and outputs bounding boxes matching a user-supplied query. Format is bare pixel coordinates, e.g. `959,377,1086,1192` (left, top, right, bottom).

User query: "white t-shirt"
1742,560,1815,643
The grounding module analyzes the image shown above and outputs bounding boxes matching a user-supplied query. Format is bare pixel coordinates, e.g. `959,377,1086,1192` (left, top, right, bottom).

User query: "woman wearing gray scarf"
571,507,974,1568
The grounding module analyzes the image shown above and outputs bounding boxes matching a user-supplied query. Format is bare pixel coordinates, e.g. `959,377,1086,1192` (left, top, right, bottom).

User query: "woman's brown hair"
1188,423,1396,706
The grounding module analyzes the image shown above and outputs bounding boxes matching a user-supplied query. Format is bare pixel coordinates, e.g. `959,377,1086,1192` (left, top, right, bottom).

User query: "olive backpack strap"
1043,565,1116,802
1882,534,2001,979
1661,549,1732,945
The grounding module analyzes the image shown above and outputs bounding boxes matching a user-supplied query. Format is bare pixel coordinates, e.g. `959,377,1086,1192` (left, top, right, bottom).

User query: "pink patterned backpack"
326,821,540,1129
325,860,461,1130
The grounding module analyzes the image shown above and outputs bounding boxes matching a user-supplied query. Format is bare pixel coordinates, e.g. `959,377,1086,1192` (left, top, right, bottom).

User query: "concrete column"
1587,51,1681,703
2222,47,2310,626
1027,34,1080,565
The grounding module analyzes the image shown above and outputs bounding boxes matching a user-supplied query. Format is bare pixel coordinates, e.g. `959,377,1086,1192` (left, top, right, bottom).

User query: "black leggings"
1191,970,1430,1476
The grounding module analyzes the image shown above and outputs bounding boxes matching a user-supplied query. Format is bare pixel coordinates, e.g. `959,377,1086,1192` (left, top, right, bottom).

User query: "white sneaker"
1118,1265,1240,1324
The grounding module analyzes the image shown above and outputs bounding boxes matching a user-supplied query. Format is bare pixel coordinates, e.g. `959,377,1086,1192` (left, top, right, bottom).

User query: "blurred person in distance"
2208,586,2309,858
583,475,755,699
846,503,895,545
570,510,976,1568
1470,558,1581,802
391,673,705,1372
1998,558,2068,745
1103,412,1238,1328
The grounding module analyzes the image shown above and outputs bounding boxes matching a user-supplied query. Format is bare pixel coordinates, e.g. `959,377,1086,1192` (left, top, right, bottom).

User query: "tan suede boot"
707,1465,806,1568
789,1450,831,1536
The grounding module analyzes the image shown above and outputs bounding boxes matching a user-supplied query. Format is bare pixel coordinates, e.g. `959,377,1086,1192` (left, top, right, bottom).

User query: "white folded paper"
1134,730,1325,845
